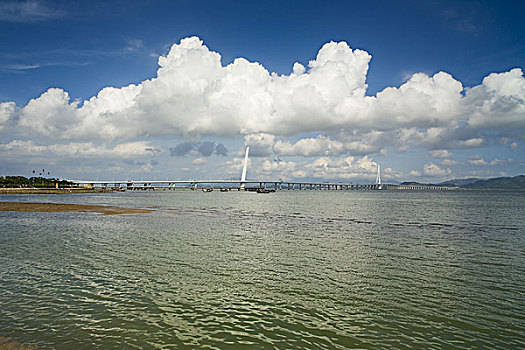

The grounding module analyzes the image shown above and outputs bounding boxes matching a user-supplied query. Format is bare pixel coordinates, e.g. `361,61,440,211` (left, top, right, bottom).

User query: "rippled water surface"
1,190,524,349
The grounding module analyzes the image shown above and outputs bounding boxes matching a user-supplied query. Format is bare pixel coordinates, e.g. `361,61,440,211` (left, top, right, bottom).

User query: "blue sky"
0,0,524,182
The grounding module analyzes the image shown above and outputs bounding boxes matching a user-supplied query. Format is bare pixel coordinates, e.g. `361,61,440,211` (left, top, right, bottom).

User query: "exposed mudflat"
0,201,154,215
0,337,37,350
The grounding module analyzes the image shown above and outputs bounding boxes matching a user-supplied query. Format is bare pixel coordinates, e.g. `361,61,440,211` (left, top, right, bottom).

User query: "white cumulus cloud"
251,155,379,181
466,68,525,130
0,140,159,159
18,88,81,137
429,150,453,158
244,132,385,157
423,162,451,177
442,159,460,166
0,102,17,130
1,36,524,172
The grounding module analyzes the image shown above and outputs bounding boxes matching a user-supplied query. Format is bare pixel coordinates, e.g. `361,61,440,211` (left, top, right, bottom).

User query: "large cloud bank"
0,36,524,176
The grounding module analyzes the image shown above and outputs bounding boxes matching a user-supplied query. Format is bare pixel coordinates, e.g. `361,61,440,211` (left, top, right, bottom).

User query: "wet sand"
0,201,154,215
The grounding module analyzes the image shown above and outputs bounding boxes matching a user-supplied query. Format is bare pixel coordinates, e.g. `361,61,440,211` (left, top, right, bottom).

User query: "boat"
111,188,126,192
256,188,275,194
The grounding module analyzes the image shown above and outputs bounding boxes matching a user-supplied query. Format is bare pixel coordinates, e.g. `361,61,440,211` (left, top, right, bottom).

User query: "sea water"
0,190,524,349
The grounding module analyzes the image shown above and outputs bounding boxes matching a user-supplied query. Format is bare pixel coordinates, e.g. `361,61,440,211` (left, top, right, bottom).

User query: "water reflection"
0,191,524,349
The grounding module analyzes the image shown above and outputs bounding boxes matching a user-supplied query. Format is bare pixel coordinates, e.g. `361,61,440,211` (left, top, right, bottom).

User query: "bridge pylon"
240,147,250,190
375,163,382,190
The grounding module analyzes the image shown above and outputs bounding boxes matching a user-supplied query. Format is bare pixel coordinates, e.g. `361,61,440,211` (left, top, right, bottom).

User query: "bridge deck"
69,179,385,190
68,180,457,191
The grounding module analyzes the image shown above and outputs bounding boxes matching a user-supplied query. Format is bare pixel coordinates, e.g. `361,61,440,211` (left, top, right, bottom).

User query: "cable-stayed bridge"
70,148,454,191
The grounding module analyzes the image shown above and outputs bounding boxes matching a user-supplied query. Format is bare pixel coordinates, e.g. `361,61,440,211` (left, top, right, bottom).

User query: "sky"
0,0,524,183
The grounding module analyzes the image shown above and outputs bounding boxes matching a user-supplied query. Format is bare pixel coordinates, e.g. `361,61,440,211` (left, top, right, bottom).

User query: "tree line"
0,176,73,188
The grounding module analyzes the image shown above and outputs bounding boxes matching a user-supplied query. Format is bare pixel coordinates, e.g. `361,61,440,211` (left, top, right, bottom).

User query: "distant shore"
0,187,110,195
0,201,155,215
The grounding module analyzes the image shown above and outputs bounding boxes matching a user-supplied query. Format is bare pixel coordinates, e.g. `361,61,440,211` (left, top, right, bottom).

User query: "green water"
0,190,524,349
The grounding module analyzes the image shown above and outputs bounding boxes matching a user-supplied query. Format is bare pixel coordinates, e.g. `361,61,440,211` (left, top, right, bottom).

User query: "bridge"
71,179,384,191
69,148,456,191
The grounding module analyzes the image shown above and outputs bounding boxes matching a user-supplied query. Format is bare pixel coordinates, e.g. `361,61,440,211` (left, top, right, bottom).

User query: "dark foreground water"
0,190,524,349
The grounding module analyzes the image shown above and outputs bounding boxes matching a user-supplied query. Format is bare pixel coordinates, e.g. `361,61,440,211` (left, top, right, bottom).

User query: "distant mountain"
399,175,525,189
400,178,477,187
462,175,525,189
399,181,424,186
436,178,480,187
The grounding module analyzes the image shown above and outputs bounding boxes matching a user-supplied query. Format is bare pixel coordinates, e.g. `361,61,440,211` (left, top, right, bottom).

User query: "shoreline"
0,188,110,195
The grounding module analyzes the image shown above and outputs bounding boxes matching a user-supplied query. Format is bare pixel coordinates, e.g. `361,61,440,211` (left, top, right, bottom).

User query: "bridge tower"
240,146,250,190
375,163,382,190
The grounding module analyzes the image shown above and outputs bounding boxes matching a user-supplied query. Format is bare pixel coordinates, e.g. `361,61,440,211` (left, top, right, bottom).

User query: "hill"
436,178,480,187
462,175,525,189
399,175,525,189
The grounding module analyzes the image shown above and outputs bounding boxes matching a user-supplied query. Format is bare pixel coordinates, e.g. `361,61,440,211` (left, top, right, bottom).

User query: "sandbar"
0,201,154,215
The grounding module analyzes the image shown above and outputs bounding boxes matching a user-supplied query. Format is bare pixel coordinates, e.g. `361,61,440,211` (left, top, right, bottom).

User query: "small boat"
111,188,126,192
202,188,213,192
256,188,275,194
